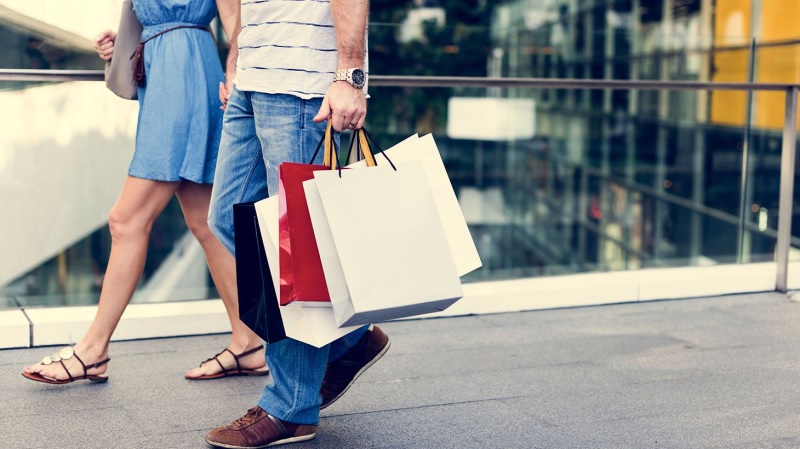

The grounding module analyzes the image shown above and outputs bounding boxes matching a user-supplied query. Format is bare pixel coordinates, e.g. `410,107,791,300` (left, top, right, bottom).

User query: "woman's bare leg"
24,177,179,380
174,181,266,378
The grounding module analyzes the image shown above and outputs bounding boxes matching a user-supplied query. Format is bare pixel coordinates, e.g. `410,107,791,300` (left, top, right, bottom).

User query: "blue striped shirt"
235,0,368,99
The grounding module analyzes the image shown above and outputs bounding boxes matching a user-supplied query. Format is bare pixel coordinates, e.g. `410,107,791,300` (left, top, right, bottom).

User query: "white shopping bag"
253,196,361,347
348,133,481,275
310,158,464,327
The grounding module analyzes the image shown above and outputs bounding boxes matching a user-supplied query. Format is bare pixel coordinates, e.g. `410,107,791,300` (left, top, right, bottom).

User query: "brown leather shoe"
320,325,390,409
205,406,316,448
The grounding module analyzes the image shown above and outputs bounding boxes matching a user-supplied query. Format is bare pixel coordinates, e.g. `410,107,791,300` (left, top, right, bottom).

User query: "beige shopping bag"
253,196,360,348
306,130,465,327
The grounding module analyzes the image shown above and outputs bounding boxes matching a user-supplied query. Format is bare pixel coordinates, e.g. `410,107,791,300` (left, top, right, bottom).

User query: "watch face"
351,69,366,87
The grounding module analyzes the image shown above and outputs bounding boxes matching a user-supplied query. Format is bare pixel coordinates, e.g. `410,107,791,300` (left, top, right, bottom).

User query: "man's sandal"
185,345,269,380
21,347,110,384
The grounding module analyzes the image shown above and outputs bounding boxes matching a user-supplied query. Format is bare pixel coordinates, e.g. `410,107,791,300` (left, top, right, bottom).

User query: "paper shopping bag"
278,162,333,305
233,202,286,344
310,158,464,327
254,196,361,347
348,133,481,276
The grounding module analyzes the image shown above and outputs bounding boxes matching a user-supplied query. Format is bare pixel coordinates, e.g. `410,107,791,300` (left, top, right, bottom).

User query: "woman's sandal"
185,345,269,380
21,347,110,384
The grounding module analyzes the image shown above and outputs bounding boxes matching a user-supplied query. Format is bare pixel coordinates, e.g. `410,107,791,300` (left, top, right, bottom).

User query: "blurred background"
2,0,800,311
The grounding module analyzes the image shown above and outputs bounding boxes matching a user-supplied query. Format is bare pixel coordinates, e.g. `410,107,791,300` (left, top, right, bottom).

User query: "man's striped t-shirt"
235,0,368,99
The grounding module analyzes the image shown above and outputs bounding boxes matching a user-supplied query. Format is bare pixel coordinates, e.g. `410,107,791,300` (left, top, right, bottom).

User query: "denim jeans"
208,87,368,425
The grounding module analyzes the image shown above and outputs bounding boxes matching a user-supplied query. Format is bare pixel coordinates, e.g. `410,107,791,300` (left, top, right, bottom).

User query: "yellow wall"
754,0,800,129
711,0,800,129
710,0,751,127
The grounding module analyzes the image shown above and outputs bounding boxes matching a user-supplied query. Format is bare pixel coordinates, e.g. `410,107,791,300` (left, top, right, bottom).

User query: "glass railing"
1,71,798,310
365,80,799,284
0,74,217,309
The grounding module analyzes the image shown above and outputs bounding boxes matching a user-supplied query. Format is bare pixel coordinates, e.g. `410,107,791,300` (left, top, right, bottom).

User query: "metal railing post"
776,86,798,292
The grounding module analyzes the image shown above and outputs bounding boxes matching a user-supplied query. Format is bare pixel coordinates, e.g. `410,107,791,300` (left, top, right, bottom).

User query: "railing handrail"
2,69,798,291
3,69,800,91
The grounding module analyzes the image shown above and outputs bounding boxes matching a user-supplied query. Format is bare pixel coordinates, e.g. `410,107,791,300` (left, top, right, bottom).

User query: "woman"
22,0,265,383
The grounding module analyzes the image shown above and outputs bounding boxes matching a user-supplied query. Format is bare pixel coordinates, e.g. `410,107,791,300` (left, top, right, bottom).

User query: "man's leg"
208,87,267,255
248,93,359,423
321,325,391,409
248,94,389,416
207,89,321,448
206,93,386,448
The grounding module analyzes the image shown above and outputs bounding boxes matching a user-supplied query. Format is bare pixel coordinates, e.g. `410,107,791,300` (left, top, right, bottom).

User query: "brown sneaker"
320,326,390,410
205,406,316,448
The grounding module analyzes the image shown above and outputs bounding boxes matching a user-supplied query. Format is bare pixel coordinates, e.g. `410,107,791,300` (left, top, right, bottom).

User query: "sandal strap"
223,348,243,374
83,356,110,371
72,352,88,379
91,357,111,369
229,345,264,375
213,354,228,376
58,360,75,382
71,352,110,380
200,345,265,376
200,349,227,367
234,345,265,360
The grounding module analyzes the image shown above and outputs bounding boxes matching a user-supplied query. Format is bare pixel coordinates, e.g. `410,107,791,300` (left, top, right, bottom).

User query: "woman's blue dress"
130,0,223,184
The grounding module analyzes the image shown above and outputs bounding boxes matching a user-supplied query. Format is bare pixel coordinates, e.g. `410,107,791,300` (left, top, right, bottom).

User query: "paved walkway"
3,292,800,448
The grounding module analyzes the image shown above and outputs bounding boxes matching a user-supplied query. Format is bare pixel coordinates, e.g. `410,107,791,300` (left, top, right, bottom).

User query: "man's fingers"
219,82,229,110
315,82,367,131
312,97,331,123
354,112,366,130
334,114,353,132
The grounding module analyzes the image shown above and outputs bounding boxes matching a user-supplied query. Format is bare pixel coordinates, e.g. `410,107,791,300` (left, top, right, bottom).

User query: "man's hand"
219,42,239,110
94,30,116,62
216,0,240,110
219,69,235,110
313,81,366,131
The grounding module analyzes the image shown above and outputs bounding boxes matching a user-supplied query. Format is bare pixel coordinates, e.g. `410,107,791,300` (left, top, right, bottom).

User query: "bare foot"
185,344,267,379
23,345,109,382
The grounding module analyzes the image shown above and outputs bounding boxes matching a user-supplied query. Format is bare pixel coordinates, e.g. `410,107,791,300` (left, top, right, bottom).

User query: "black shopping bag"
234,202,286,344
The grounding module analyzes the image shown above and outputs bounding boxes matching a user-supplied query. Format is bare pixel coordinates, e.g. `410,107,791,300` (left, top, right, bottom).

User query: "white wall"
0,0,120,42
0,82,138,286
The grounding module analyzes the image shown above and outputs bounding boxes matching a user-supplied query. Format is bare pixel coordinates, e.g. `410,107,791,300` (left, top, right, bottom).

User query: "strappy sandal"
21,347,110,384
185,345,269,380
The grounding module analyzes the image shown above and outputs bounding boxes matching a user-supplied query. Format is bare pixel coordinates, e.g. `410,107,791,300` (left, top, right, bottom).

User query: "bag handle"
345,127,396,172
309,121,338,169
309,124,396,175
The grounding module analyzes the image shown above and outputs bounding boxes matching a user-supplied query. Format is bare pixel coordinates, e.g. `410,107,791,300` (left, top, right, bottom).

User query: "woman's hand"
94,30,117,61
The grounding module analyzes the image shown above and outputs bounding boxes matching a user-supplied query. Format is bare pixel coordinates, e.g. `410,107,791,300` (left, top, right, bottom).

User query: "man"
205,0,390,447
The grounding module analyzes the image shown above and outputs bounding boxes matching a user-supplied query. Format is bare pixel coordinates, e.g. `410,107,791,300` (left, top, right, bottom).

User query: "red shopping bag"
277,121,339,306
278,162,333,305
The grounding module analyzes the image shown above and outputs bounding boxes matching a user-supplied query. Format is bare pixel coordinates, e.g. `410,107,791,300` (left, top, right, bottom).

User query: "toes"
25,364,45,374
185,366,209,378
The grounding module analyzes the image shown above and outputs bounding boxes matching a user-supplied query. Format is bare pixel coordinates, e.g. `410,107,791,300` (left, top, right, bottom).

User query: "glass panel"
4,0,799,310
367,84,773,281
0,16,227,310
0,74,217,309
0,5,235,310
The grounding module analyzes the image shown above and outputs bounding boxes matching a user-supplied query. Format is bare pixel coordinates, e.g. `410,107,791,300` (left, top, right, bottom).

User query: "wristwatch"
334,68,367,89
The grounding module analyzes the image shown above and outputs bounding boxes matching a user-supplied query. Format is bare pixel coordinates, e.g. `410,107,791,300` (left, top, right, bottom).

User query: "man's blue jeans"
208,87,368,425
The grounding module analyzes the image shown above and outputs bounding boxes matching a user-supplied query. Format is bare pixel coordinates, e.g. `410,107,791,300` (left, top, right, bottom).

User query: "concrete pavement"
2,292,800,448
